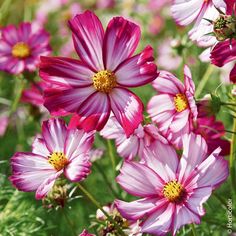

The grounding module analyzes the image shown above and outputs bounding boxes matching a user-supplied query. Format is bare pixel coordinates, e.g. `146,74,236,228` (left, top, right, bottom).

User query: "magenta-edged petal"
18,22,32,42
152,70,184,94
35,170,63,199
115,46,158,87
171,0,204,26
172,203,201,235
210,39,236,67
64,154,91,182
32,137,50,157
230,63,236,83
178,133,208,183
184,65,195,94
6,59,25,75
64,129,94,161
115,197,162,221
184,186,212,218
44,86,96,116
0,40,12,55
42,118,67,153
141,202,174,235
11,152,53,173
28,29,50,49
189,148,229,189
170,109,190,133
1,25,19,45
116,161,164,197
103,16,141,71
74,92,111,132
40,56,94,88
143,141,178,182
147,94,175,123
109,88,143,137
68,11,104,71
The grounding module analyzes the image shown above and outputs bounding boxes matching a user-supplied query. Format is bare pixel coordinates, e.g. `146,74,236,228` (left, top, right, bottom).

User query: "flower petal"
115,46,157,87
68,11,104,71
72,92,111,132
32,137,50,157
44,86,96,116
103,16,141,71
109,87,143,137
40,56,94,88
116,161,164,197
42,118,67,153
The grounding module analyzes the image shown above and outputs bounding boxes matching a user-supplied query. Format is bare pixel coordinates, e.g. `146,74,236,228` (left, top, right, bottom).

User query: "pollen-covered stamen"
92,70,116,93
174,93,189,112
12,42,31,59
163,180,186,203
48,152,68,171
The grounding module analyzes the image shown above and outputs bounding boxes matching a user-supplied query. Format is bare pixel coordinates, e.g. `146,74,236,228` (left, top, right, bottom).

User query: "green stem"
195,65,214,98
190,224,197,236
9,76,25,117
230,118,236,193
221,102,236,106
62,210,77,236
107,140,116,173
93,162,120,199
77,183,125,236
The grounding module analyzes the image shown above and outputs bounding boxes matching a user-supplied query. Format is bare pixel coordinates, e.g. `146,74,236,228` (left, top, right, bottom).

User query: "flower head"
39,11,158,137
9,118,94,199
115,133,229,235
147,65,197,148
0,22,51,74
79,230,94,236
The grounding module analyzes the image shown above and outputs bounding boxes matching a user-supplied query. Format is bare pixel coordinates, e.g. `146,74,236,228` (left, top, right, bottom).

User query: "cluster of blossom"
0,0,234,235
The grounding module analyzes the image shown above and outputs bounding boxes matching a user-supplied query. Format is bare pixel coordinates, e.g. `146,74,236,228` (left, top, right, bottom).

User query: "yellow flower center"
12,42,31,59
48,152,68,171
163,180,186,203
92,70,116,93
174,93,189,112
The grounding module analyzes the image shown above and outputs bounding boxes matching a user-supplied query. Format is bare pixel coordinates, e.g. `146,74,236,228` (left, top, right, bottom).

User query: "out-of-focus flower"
116,133,229,235
157,38,182,70
96,0,116,9
79,230,95,236
0,115,9,137
100,116,168,160
147,66,197,148
148,14,164,35
171,0,226,47
148,0,171,10
194,116,230,156
0,22,51,74
89,148,104,162
10,118,94,199
40,11,158,137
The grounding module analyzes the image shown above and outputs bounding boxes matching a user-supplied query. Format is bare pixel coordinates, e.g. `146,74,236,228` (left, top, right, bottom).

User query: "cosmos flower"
79,230,94,236
147,65,198,148
115,133,229,235
171,0,226,47
0,22,51,74
9,118,94,199
193,115,230,156
39,11,158,137
100,115,168,160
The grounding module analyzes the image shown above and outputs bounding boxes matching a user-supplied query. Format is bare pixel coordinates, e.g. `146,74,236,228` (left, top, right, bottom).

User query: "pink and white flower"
171,0,226,47
147,65,197,148
0,22,51,74
9,118,94,199
79,230,94,236
115,133,229,235
100,116,168,160
39,11,158,136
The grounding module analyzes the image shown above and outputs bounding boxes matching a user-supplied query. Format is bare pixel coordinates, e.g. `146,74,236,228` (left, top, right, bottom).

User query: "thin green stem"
195,65,214,98
190,224,197,236
221,102,236,106
9,76,25,117
62,210,77,236
107,140,116,173
93,162,120,199
230,118,236,193
77,183,125,236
